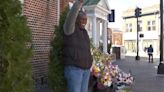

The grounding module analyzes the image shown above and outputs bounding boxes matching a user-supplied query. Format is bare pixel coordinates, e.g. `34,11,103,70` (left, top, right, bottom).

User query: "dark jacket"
63,27,93,69
147,47,153,55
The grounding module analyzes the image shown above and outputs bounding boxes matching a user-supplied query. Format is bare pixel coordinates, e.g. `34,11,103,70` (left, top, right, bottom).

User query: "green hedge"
0,0,33,92
48,8,69,92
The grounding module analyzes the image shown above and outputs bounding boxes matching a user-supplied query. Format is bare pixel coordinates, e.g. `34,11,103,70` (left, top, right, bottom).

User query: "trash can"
112,47,120,60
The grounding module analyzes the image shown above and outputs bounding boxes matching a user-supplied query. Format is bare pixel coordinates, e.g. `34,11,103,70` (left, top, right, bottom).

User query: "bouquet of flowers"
91,47,134,90
110,65,134,90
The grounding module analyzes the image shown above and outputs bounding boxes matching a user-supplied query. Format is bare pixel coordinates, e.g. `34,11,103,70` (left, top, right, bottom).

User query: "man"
147,45,153,63
63,0,93,92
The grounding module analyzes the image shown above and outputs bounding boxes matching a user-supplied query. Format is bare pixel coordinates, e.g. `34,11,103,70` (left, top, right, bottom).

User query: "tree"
0,0,33,92
48,8,69,92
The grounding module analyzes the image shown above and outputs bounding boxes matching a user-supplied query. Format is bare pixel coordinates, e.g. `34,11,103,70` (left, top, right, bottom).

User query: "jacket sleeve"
63,1,83,35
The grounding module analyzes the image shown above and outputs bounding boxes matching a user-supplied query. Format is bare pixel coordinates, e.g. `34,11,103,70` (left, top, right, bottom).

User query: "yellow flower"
92,65,100,73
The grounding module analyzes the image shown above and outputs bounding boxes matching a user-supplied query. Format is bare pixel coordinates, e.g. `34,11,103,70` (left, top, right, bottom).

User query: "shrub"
0,0,33,92
48,8,68,92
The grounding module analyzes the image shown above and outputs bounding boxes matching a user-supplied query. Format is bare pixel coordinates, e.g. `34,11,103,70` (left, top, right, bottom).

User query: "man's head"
76,11,87,29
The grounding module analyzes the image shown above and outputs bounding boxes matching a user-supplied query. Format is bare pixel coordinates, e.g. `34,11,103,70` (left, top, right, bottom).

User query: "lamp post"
135,7,142,60
160,0,163,63
135,16,140,60
157,0,164,74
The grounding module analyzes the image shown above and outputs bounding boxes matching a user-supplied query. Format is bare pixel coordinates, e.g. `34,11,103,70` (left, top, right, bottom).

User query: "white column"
102,21,108,53
92,15,97,47
97,20,100,47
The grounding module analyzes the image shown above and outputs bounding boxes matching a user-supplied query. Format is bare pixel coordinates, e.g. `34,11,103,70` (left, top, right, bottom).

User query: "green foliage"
0,0,33,92
48,8,69,92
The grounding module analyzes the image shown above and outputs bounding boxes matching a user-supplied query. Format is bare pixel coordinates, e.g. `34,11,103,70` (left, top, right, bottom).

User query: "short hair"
76,10,87,24
77,10,86,19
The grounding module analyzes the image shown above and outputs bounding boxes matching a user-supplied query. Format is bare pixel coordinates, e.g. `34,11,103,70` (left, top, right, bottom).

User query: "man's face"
77,15,87,29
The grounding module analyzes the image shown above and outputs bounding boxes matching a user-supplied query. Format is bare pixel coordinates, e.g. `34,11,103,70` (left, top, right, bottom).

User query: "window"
147,21,151,31
138,20,142,31
152,20,155,25
124,40,136,52
152,26,156,30
126,24,128,32
147,20,156,31
129,24,132,32
152,20,156,30
148,21,151,25
148,27,151,31
126,23,132,32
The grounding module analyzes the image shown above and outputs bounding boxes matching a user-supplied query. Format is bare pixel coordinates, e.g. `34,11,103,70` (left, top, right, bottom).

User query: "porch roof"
84,0,100,6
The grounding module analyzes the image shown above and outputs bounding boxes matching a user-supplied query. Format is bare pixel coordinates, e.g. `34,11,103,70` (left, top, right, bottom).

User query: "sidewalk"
125,52,159,58
35,56,164,92
113,56,164,92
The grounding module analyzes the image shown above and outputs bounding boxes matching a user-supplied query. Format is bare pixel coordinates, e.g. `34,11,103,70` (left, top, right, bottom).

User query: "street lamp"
157,0,164,74
135,7,142,60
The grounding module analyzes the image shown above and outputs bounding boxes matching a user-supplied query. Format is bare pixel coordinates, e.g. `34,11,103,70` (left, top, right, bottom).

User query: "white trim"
104,0,110,11
83,0,111,49
83,5,97,10
87,14,95,17
95,14,107,21
97,5,110,13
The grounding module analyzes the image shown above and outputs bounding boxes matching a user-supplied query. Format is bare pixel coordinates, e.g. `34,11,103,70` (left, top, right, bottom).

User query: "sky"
108,0,159,29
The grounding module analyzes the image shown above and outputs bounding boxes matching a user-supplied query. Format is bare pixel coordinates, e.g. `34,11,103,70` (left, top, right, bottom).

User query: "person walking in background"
63,0,93,92
147,45,153,63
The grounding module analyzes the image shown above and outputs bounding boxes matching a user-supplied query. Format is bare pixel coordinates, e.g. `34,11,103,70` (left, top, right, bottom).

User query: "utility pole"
160,0,163,63
157,0,164,74
135,7,142,60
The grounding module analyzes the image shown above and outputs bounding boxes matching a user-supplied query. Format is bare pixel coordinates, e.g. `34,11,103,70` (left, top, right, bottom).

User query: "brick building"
22,0,110,83
107,28,123,46
22,0,76,82
23,0,59,81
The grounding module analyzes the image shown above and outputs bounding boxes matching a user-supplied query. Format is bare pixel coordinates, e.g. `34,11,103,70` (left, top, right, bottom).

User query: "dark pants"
148,54,153,63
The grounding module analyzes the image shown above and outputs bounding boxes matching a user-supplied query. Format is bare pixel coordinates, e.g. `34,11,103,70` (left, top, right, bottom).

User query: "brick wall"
23,0,58,82
107,28,123,46
22,0,76,84
112,32,123,45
